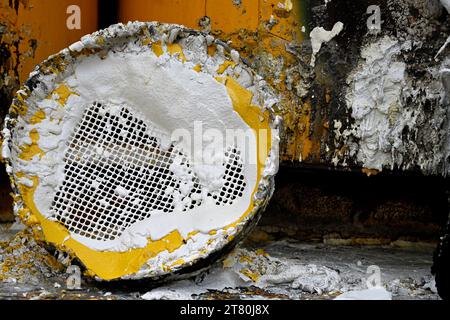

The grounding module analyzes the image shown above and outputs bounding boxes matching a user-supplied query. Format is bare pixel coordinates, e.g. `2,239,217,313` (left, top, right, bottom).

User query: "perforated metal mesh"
50,103,247,242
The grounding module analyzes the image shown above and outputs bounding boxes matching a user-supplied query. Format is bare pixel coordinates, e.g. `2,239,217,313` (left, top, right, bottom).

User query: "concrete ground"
0,224,441,300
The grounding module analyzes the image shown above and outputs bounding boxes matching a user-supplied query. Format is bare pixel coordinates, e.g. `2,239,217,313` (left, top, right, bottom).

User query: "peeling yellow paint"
19,129,45,161
151,42,187,63
141,37,152,46
50,84,78,106
151,41,164,57
217,61,236,75
239,255,254,264
255,249,268,257
29,110,46,125
96,36,106,46
10,102,28,118
167,43,187,62
10,90,30,117
241,268,260,282
193,64,202,72
170,259,185,268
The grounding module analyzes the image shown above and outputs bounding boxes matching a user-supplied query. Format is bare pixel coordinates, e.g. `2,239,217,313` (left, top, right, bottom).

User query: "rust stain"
151,41,164,57
362,168,380,177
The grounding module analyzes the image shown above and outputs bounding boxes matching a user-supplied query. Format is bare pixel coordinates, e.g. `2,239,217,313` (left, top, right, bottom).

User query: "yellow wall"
0,0,98,83
119,0,206,29
207,0,260,33
118,0,292,35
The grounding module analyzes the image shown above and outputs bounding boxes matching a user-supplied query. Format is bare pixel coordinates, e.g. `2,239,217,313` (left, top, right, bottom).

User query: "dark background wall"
256,165,449,243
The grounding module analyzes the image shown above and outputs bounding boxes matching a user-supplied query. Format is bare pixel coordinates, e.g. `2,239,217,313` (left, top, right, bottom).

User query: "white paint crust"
345,36,413,171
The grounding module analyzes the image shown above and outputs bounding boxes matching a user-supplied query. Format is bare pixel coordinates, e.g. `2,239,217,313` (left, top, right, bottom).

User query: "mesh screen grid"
50,102,247,242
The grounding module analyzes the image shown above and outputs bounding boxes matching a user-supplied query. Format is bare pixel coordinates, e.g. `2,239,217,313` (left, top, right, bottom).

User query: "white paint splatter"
440,0,450,13
346,37,414,171
334,287,392,300
309,22,344,67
